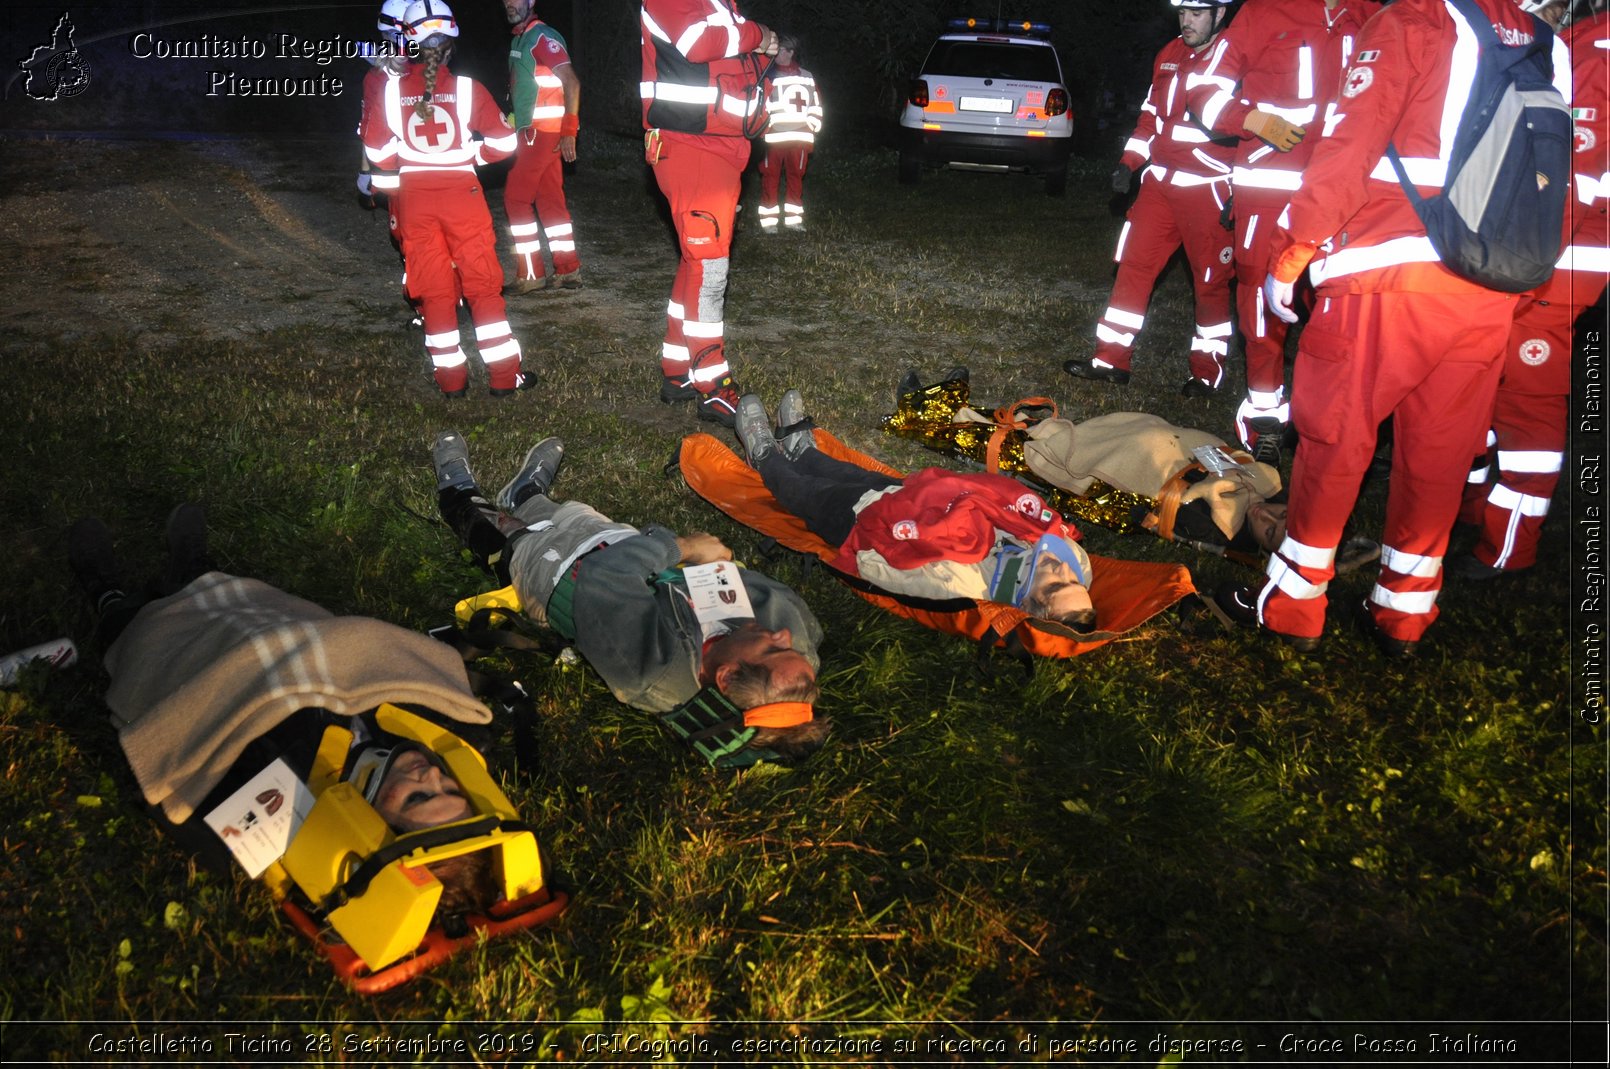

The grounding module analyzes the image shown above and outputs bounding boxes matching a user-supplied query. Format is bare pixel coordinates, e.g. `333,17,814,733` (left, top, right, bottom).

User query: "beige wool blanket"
105,573,490,823
1021,412,1281,540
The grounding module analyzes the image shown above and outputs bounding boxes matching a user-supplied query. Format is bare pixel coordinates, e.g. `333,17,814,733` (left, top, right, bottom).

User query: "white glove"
356,173,374,197
1262,273,1298,324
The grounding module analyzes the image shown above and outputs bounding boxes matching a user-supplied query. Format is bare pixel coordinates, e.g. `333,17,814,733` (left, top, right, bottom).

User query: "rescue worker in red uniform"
502,0,583,294
362,0,532,397
641,0,778,428
1183,0,1381,454
1455,1,1608,578
1246,0,1570,654
1064,0,1248,396
756,34,822,235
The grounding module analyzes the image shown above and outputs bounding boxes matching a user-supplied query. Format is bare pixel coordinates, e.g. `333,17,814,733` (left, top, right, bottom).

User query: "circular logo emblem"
1576,125,1596,154
1014,492,1042,516
892,519,919,540
406,104,458,152
1518,338,1550,366
1219,245,1233,264
1343,66,1374,99
46,51,91,99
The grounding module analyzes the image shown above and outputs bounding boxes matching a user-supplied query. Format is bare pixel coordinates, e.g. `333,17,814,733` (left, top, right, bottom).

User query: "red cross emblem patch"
892,519,919,540
1343,66,1374,99
407,103,457,152
1518,338,1550,366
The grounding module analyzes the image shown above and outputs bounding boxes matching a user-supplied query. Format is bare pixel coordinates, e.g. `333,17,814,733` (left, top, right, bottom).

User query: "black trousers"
755,449,902,546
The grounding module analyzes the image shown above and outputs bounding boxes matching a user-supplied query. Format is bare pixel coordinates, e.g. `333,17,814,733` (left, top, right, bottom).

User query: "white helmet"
402,0,459,47
1171,0,1235,7
377,0,410,42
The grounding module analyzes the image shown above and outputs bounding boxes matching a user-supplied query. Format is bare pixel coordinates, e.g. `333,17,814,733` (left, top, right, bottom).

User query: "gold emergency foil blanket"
881,379,1154,535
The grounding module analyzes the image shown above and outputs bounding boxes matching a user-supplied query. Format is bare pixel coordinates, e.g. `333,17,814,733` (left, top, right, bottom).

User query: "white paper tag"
1192,444,1239,475
202,758,316,878
681,561,755,630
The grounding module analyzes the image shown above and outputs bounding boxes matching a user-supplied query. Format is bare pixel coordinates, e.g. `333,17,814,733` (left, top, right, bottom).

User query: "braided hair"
414,42,450,121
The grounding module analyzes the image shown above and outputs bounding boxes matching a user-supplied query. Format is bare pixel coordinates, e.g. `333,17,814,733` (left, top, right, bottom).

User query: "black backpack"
1386,0,1572,292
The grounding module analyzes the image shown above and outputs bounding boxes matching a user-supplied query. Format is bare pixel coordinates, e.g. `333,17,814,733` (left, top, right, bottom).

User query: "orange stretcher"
677,432,1196,661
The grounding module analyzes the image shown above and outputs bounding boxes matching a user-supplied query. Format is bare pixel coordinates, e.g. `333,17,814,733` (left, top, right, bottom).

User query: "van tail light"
1045,87,1069,118
909,79,930,109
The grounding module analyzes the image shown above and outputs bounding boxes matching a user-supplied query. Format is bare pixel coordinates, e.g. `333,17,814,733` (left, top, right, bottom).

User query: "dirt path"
2,134,671,354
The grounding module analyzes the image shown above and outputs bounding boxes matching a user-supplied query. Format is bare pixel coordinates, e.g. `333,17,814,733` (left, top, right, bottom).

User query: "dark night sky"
6,1,1166,143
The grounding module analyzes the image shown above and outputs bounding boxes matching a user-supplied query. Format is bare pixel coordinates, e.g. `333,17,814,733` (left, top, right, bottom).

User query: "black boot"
437,486,514,585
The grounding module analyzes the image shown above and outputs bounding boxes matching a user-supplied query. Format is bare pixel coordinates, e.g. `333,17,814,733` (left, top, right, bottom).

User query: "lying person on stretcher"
734,391,1098,632
883,369,1378,575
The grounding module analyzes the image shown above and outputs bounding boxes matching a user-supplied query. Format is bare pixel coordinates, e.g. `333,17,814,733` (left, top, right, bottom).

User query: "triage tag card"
681,561,755,628
202,758,315,878
1191,444,1239,475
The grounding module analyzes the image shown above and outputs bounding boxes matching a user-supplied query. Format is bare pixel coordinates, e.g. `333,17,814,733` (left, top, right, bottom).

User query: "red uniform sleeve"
535,34,571,68
1186,30,1258,138
1272,4,1424,255
360,75,399,171
470,79,517,165
649,0,764,64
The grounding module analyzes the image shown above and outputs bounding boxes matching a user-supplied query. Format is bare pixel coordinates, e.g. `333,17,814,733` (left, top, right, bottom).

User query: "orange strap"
1147,463,1202,542
984,397,1058,473
1143,449,1257,542
743,701,814,729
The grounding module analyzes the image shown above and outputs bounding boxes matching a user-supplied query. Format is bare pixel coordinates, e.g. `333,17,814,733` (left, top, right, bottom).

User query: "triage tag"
202,758,316,878
1191,444,1239,475
681,561,755,629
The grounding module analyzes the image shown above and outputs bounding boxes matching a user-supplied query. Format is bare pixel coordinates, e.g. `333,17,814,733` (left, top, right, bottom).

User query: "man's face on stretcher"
1022,555,1094,622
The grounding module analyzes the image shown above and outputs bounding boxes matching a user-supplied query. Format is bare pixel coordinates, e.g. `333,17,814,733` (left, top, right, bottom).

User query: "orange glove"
1244,109,1305,152
1264,240,1319,323
1270,240,1318,284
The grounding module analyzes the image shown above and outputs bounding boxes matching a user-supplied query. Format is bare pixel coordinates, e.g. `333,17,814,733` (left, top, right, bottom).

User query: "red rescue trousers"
398,174,523,394
1461,205,1609,570
1259,290,1514,643
1092,174,1235,386
1232,188,1309,397
503,129,580,281
758,145,811,231
651,134,748,392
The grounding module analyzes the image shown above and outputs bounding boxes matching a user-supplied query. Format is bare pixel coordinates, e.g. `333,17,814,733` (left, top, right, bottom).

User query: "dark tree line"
551,0,1175,152
5,0,1175,148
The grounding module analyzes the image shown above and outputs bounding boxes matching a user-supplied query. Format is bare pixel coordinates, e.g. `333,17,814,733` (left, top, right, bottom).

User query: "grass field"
0,131,1602,1063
